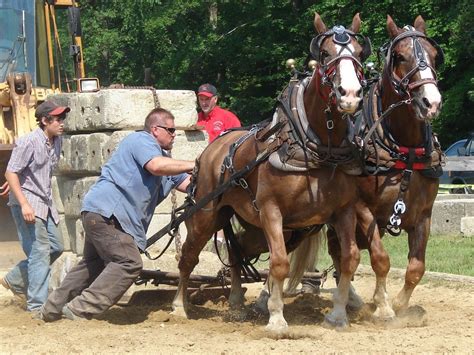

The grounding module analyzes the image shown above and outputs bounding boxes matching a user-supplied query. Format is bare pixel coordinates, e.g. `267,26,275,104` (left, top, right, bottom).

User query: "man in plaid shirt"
1,101,69,318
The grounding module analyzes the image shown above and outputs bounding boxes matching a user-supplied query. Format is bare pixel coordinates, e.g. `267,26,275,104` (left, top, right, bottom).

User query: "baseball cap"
197,83,217,98
35,101,70,120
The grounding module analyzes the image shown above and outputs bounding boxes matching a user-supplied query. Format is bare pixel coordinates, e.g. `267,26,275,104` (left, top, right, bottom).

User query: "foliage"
72,0,472,144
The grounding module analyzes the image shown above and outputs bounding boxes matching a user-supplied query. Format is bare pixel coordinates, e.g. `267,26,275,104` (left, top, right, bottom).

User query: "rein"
144,125,284,255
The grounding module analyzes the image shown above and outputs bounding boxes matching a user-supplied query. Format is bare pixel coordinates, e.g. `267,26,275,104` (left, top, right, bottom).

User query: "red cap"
197,83,217,98
35,101,70,120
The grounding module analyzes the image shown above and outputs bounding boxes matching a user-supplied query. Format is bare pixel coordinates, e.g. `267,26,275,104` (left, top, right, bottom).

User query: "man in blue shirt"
41,107,195,321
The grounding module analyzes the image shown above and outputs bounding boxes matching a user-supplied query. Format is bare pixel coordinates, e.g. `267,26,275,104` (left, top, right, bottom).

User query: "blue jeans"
5,205,64,311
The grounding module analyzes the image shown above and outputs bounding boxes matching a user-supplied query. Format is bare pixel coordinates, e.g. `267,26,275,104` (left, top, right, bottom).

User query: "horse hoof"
373,307,396,322
229,295,246,310
265,320,288,334
170,307,188,319
347,296,364,310
324,313,349,329
252,290,270,315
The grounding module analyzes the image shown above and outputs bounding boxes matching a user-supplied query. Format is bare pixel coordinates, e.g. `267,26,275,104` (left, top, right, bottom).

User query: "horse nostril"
422,97,431,109
338,86,346,96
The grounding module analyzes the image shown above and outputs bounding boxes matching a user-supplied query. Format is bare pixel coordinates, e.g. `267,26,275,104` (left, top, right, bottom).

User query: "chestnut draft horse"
173,13,386,332
325,15,444,316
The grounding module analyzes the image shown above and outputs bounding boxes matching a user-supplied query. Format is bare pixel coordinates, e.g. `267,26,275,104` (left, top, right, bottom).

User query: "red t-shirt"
197,106,241,142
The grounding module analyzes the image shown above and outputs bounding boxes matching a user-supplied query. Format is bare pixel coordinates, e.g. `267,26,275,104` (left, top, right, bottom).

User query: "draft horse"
326,15,444,315
173,13,386,332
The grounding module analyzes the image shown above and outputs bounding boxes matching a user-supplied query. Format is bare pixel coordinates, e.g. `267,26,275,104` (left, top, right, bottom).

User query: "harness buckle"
238,178,249,189
394,199,406,214
389,214,402,227
326,119,334,130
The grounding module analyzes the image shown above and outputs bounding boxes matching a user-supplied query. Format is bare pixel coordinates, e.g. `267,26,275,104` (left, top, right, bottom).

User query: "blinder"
310,25,372,63
382,26,444,96
382,27,444,68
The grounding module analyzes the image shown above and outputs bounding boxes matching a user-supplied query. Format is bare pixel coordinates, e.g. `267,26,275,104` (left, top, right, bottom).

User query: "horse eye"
320,50,330,62
395,53,405,62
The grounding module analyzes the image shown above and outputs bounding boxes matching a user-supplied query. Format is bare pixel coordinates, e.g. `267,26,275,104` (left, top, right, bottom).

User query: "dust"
0,269,473,353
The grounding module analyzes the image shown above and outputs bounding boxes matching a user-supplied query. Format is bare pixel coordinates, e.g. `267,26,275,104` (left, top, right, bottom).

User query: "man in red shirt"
196,84,241,260
196,83,241,143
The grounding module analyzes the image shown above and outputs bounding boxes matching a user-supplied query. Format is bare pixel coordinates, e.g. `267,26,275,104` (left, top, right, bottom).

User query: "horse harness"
265,75,365,176
381,26,444,98
362,28,445,235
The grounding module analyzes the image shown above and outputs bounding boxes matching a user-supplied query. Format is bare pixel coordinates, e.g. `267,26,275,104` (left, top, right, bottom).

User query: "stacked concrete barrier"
431,194,474,236
49,89,208,256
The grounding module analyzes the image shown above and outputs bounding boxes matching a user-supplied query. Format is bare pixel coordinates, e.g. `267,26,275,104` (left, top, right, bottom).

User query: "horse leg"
324,208,358,329
260,206,289,333
357,207,395,321
228,251,245,309
172,217,214,318
327,226,364,309
392,219,429,313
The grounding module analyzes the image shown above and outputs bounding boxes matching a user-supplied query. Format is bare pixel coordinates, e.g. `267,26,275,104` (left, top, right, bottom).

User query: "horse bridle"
384,26,444,96
309,25,372,103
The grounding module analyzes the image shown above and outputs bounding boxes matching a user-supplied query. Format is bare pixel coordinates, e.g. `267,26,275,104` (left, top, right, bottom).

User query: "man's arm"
5,171,35,223
176,175,192,193
144,156,194,176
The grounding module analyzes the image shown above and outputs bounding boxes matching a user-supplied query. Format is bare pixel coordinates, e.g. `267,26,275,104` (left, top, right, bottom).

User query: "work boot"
39,305,62,322
1,277,26,301
62,304,87,321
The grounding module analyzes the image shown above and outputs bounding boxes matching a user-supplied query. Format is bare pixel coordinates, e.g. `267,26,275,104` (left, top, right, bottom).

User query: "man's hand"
0,181,9,199
21,202,35,224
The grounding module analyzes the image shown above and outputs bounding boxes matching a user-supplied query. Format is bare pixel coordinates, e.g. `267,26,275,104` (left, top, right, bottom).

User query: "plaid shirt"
7,128,61,224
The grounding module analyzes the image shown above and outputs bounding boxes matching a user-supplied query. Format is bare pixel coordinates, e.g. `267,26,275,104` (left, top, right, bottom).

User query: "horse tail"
285,226,326,294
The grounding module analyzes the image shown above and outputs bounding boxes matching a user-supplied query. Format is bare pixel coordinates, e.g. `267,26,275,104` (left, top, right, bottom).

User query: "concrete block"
70,134,90,174
75,219,86,256
49,252,80,292
88,132,111,172
58,214,71,251
431,200,466,235
51,176,64,214
62,216,77,253
51,89,198,132
460,217,474,237
59,90,154,131
57,135,73,172
435,194,474,201
59,177,98,217
155,90,198,129
171,130,207,161
54,176,75,216
102,130,134,162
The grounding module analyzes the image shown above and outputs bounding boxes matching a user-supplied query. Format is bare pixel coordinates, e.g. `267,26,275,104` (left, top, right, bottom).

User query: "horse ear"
349,13,361,33
387,15,400,38
414,15,426,34
314,12,327,34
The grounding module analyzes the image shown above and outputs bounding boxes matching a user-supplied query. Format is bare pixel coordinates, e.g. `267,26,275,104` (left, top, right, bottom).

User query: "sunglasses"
153,125,176,134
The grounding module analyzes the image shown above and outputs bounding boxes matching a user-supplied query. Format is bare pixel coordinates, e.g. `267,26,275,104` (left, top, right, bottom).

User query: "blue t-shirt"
81,131,187,251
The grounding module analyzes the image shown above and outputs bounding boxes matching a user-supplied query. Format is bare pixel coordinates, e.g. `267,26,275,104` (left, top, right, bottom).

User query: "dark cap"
35,101,70,120
197,83,217,98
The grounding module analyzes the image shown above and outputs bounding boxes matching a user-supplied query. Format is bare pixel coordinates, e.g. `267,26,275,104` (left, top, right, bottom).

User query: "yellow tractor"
0,0,97,240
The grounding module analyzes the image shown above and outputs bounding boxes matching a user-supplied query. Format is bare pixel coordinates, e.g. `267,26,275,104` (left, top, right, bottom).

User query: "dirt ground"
0,248,473,354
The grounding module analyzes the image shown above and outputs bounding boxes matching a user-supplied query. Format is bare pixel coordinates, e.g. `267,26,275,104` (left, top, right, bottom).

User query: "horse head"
309,13,371,114
385,15,443,121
